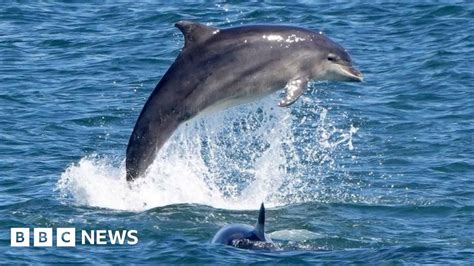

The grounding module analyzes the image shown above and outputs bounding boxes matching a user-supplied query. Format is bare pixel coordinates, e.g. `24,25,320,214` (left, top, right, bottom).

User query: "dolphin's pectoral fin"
278,78,308,107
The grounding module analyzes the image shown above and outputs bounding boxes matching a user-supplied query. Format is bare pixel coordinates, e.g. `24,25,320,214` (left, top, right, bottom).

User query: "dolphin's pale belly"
198,85,279,117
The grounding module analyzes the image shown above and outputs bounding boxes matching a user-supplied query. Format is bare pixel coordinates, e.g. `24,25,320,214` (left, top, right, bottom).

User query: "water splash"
58,94,358,211
270,229,324,241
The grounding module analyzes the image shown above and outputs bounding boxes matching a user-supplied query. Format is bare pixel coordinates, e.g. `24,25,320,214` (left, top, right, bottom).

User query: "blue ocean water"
1,1,473,264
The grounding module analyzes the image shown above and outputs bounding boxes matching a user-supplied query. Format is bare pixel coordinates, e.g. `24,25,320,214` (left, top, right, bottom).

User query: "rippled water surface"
1,2,473,264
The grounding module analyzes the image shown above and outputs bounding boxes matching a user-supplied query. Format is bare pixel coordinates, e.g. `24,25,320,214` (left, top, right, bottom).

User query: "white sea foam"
269,229,324,241
57,95,358,211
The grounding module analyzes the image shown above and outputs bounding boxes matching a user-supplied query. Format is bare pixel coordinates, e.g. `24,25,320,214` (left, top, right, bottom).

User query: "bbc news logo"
11,228,138,247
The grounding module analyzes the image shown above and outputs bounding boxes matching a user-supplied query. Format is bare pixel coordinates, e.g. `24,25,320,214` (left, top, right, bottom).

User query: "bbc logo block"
33,228,53,247
11,228,30,247
57,228,76,247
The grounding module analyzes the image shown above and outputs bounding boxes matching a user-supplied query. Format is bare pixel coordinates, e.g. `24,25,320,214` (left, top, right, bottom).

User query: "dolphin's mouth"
338,64,363,82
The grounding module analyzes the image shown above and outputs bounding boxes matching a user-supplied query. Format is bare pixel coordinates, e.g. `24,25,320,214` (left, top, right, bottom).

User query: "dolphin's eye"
327,54,337,62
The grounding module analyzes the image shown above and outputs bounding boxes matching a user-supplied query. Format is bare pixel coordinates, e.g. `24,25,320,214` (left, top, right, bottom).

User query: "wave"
57,94,358,211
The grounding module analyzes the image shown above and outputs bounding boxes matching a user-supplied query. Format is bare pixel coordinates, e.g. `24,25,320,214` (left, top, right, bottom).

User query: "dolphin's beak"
338,65,363,82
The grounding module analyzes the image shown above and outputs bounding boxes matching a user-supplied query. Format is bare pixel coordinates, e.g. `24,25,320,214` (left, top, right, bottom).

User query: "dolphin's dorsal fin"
254,202,265,240
175,21,218,49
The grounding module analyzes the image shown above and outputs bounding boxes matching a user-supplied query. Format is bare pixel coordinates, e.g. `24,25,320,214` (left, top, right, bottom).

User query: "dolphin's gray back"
211,224,255,245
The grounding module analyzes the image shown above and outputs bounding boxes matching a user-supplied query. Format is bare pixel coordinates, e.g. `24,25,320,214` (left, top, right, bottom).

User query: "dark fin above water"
175,21,218,49
255,202,265,239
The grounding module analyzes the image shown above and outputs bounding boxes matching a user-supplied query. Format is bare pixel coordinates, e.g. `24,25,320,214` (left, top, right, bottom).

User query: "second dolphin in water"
126,21,363,181
211,203,272,248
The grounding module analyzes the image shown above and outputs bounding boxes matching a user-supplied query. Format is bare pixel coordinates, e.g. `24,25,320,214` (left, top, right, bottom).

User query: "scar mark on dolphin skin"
262,34,306,44
262,34,284,42
285,34,306,43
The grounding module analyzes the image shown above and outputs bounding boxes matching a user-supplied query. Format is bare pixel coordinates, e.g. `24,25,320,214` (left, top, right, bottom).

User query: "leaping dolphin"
126,21,363,181
211,203,272,248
